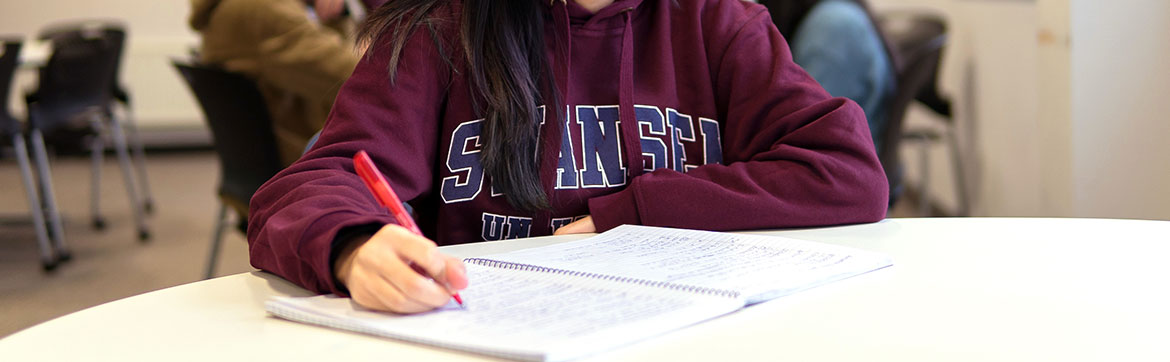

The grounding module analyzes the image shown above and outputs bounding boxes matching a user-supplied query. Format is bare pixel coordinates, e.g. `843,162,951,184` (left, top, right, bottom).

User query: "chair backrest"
29,21,124,129
172,61,284,207
0,38,21,136
874,12,948,201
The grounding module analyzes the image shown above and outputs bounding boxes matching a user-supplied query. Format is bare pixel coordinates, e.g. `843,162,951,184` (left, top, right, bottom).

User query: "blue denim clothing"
790,0,894,154
304,130,321,155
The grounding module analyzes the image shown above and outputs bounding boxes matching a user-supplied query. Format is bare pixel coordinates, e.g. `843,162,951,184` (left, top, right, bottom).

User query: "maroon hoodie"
248,0,888,294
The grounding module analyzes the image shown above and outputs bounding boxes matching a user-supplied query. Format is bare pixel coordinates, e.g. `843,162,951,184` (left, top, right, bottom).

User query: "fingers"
554,216,596,235
347,264,433,313
441,255,469,290
378,226,445,279
341,224,463,313
381,253,454,306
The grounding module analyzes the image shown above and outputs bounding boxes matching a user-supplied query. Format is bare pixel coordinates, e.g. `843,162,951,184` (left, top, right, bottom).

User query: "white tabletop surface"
2,218,1169,361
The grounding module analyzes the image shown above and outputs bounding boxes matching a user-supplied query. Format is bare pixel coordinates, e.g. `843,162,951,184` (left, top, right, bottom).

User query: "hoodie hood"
539,0,648,214
189,0,224,30
546,0,646,27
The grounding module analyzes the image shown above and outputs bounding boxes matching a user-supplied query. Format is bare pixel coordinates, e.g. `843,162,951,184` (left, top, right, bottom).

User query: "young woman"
247,0,889,314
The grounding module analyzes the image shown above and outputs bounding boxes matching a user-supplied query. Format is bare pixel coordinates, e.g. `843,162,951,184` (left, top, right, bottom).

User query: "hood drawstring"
537,0,574,220
617,9,643,180
540,1,644,225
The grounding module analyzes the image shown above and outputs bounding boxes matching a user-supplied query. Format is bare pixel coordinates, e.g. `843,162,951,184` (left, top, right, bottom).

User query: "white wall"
0,0,202,130
1035,0,1074,216
873,0,1170,220
872,0,1045,216
1070,0,1170,220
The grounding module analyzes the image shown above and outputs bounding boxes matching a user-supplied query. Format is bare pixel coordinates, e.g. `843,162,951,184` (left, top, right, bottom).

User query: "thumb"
439,255,468,291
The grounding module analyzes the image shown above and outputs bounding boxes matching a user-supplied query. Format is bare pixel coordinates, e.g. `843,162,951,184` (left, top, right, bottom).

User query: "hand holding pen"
333,151,468,313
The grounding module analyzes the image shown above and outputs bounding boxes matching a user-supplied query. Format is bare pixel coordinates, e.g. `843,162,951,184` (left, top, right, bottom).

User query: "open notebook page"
267,260,742,361
480,225,893,304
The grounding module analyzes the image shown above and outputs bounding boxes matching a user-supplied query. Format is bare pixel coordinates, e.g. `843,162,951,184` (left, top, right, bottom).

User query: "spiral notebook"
265,225,893,361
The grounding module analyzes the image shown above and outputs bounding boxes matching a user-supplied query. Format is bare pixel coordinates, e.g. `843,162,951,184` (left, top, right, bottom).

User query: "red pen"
353,150,464,307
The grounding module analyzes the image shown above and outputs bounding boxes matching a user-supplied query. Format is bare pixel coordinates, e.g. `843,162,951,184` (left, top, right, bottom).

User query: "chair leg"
205,203,228,279
89,120,106,230
13,134,58,271
916,137,932,216
105,114,150,241
117,106,153,214
947,126,970,216
29,129,70,262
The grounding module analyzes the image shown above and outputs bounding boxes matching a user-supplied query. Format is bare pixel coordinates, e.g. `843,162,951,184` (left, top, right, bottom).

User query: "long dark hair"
359,0,554,211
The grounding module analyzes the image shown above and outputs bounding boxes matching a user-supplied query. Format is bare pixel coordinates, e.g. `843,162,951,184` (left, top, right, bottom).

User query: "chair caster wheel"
57,249,73,263
144,200,154,214
93,217,107,230
42,259,59,272
138,229,151,242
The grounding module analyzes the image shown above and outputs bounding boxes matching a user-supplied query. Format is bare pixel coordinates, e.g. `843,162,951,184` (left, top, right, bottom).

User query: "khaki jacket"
190,0,359,165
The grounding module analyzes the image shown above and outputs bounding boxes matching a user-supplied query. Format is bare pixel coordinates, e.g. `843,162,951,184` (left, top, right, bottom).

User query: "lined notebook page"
267,261,742,361
482,225,893,304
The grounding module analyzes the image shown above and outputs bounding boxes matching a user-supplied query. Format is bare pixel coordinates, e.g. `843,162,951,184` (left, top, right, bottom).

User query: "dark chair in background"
2,38,69,270
102,22,154,215
26,20,151,241
173,61,283,279
875,11,969,216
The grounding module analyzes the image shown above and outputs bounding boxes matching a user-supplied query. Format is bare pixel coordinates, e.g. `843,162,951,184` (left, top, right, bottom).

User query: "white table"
2,218,1169,361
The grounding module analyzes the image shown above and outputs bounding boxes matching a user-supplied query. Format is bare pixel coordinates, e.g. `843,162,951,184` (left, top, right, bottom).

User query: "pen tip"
453,293,464,307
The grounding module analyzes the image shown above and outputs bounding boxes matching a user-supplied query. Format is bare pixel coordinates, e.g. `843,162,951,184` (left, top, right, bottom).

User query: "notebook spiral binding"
465,258,741,299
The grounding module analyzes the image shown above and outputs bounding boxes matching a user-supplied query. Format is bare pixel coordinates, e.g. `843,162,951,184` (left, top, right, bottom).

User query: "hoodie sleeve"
588,6,888,232
246,27,449,295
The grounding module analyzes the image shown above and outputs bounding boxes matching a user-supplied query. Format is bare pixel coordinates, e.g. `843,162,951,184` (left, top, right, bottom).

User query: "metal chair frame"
27,20,151,241
2,38,69,270
876,10,969,216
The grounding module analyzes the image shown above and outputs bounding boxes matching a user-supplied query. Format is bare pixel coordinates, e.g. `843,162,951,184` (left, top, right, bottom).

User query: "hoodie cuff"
308,212,394,296
588,187,642,232
327,222,386,297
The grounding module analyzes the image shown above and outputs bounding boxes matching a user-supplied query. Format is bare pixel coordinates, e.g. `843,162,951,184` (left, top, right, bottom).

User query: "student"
188,0,360,166
248,0,889,313
756,0,895,154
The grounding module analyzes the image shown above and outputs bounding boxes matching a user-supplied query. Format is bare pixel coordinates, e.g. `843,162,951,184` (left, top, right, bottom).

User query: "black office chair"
874,11,968,216
26,20,151,241
173,61,284,279
100,21,154,215
2,38,69,271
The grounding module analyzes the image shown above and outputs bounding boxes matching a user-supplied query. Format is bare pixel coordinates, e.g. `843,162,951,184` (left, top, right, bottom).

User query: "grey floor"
0,150,252,338
0,149,919,339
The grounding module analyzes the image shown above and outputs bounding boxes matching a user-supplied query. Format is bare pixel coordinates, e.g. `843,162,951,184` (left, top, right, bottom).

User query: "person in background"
248,0,890,314
756,0,894,155
188,0,360,166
